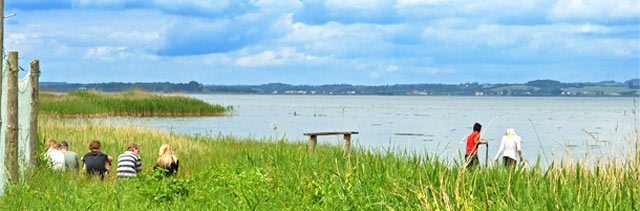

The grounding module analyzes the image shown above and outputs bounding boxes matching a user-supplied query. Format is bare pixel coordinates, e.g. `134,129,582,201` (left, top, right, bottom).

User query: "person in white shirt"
44,138,65,171
493,128,522,168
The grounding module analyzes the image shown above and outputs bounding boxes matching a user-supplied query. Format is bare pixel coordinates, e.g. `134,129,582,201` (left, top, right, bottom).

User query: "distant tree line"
41,81,204,93
40,79,640,97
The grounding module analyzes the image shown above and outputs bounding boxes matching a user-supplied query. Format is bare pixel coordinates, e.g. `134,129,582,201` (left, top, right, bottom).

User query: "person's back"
155,160,179,176
499,135,521,159
62,150,79,170
59,141,79,170
45,148,65,170
117,143,142,178
82,140,112,179
44,138,65,170
465,130,481,155
154,144,179,176
464,123,487,169
83,151,109,176
493,128,523,167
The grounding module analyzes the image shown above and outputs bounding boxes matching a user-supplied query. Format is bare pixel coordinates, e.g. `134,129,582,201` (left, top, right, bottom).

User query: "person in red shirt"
465,123,488,169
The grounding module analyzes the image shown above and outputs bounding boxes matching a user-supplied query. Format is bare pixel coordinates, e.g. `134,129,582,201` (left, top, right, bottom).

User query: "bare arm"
518,151,523,162
516,138,523,162
493,137,506,161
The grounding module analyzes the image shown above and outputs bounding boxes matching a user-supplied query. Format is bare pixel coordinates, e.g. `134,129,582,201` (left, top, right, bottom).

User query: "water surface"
86,95,639,165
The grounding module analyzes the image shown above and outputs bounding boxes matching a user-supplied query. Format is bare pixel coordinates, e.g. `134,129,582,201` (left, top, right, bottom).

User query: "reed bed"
0,119,637,210
39,91,231,117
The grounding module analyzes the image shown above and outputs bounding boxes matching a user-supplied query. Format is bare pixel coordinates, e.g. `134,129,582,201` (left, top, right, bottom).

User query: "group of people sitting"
465,122,524,168
44,138,179,179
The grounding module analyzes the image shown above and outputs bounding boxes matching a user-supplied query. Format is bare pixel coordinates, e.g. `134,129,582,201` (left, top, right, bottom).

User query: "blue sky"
5,0,639,85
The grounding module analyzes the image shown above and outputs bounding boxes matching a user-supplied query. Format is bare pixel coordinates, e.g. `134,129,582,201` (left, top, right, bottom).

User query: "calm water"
86,95,639,165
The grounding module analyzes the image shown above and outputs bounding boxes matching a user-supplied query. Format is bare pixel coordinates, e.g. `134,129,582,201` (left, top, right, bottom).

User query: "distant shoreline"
40,79,640,97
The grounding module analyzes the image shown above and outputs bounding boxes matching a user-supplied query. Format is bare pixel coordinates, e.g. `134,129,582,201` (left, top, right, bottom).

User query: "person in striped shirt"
116,143,142,178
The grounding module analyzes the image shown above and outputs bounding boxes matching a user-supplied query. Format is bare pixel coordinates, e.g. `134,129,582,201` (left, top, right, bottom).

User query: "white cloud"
386,65,400,72
548,0,639,21
107,31,160,42
395,0,446,8
416,67,456,74
152,0,230,12
235,47,327,67
325,0,393,10
84,46,129,61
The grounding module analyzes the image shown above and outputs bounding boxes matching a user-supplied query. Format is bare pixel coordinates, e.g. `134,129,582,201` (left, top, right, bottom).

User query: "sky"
4,0,639,85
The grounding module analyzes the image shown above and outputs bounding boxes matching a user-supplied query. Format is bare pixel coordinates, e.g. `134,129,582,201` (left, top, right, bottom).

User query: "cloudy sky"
5,0,639,85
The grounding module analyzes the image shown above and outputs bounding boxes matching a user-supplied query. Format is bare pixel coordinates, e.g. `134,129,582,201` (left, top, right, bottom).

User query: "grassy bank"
0,119,637,210
39,91,231,118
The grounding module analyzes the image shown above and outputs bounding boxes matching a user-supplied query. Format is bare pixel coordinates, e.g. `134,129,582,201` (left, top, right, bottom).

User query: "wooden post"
343,134,351,157
308,135,317,153
0,0,4,79
5,51,18,184
29,60,40,166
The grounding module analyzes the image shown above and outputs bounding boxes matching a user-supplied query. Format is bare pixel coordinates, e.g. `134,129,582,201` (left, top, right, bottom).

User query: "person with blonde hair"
154,144,179,176
493,128,523,168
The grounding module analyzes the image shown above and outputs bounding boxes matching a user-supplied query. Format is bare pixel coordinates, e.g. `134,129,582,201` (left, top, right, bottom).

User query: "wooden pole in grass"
29,60,40,166
309,135,317,153
5,51,18,184
0,0,4,77
343,134,351,157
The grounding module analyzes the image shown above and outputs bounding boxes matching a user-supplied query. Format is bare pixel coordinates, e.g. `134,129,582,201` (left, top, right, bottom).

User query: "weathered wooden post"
309,135,317,153
343,134,351,157
29,60,40,166
0,0,4,79
5,51,18,184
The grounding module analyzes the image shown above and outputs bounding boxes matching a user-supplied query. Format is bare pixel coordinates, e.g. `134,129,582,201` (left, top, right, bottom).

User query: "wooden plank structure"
303,131,358,156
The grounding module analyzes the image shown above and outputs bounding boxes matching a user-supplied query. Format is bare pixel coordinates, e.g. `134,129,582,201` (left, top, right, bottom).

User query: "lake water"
86,95,639,165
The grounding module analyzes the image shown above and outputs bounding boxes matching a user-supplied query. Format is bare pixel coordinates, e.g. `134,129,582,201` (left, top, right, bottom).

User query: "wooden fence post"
343,134,351,157
5,51,18,184
309,135,317,153
29,60,39,166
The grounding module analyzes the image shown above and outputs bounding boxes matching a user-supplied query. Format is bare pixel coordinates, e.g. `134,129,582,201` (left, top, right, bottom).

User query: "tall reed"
39,90,231,118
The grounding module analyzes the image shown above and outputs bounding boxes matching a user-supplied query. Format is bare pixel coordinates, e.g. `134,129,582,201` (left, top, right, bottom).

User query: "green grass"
39,90,231,117
0,119,638,210
564,86,639,95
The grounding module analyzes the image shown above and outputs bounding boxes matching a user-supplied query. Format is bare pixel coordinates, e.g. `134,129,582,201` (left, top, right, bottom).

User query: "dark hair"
473,123,482,132
127,143,139,152
89,140,101,151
